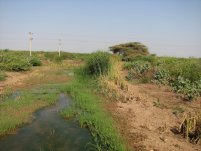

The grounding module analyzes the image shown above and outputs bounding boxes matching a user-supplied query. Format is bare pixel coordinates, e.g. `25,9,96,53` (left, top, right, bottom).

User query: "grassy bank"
61,73,127,151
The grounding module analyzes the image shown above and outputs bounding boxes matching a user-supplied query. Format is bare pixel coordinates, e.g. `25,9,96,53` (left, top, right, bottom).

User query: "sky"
0,0,201,57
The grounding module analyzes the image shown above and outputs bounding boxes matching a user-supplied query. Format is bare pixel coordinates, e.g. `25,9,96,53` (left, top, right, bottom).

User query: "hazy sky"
0,0,201,57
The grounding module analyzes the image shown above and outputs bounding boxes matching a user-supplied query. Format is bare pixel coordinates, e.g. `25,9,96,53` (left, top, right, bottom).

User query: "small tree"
109,42,149,60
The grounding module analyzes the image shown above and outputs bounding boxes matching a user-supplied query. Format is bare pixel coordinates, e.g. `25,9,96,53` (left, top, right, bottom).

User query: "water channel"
0,94,92,151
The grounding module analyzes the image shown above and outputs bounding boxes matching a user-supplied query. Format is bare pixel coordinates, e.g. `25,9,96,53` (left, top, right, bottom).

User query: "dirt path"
106,83,201,151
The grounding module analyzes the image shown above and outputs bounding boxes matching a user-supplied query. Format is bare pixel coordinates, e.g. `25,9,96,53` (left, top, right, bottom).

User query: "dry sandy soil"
106,83,201,151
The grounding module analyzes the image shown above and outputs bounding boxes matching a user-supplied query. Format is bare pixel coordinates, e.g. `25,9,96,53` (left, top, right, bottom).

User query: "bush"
5,59,31,71
85,51,111,76
29,57,42,66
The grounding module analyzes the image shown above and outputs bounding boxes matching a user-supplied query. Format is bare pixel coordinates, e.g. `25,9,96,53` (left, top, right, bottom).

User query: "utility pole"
29,32,33,56
58,39,61,57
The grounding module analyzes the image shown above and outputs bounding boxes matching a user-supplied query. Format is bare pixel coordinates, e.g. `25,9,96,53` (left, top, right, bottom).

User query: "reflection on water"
0,94,92,151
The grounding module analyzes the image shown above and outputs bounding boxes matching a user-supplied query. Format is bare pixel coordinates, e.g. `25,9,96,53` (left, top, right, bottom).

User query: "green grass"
60,70,127,151
0,85,59,136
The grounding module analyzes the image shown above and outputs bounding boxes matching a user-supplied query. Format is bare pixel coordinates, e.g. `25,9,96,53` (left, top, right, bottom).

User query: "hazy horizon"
0,0,201,57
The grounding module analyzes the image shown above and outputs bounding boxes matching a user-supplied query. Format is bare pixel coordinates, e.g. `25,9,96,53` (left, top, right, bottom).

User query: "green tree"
109,42,149,60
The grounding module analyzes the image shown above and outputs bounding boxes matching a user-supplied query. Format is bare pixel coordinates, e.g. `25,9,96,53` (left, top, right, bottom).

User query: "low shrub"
29,57,42,66
0,51,31,71
5,59,31,71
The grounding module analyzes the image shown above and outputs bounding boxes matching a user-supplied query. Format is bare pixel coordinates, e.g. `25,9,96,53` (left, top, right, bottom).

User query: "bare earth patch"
105,83,201,151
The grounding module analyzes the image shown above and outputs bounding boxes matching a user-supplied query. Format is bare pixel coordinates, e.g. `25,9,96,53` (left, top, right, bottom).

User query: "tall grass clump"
85,51,111,76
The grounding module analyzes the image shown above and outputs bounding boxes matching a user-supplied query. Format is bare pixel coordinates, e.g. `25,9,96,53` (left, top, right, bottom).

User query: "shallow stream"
0,94,92,151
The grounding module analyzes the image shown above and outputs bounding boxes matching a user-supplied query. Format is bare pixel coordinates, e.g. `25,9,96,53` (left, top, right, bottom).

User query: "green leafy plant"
153,69,170,85
171,76,200,100
125,61,151,81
